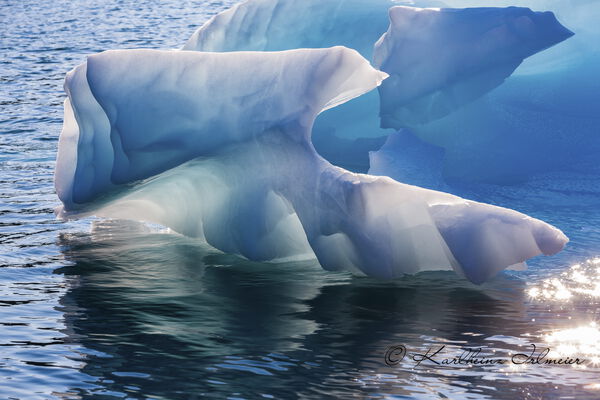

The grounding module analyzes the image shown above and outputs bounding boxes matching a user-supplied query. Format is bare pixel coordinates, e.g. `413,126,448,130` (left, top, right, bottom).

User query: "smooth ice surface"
389,0,600,184
184,0,576,177
183,0,403,58
56,47,384,207
402,54,600,184
55,48,567,284
373,6,573,127
183,0,403,152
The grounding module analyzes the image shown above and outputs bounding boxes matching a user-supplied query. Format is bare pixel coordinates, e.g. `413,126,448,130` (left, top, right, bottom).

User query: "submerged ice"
55,46,568,284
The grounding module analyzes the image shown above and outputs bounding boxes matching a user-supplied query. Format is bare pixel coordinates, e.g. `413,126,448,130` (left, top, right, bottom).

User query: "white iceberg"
55,47,568,284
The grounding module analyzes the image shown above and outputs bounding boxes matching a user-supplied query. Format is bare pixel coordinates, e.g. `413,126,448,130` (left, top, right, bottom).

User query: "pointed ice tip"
534,9,575,47
537,225,569,256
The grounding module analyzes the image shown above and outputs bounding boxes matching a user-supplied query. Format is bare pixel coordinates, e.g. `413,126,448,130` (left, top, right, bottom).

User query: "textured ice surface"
55,47,568,284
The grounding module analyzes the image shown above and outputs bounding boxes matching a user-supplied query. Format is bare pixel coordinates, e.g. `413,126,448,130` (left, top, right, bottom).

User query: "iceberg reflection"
53,221,597,398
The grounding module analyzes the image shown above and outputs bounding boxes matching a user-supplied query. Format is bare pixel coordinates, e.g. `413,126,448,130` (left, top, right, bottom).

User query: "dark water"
1,0,600,399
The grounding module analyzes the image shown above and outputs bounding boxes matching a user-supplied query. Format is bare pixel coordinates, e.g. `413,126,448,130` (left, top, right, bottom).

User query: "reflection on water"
545,323,600,367
528,258,600,301
29,220,595,399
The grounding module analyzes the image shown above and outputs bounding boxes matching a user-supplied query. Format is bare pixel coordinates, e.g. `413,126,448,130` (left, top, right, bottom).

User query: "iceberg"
379,1,599,184
182,0,403,168
373,6,573,127
369,130,447,191
55,47,568,284
56,47,384,208
183,0,403,57
184,0,574,174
